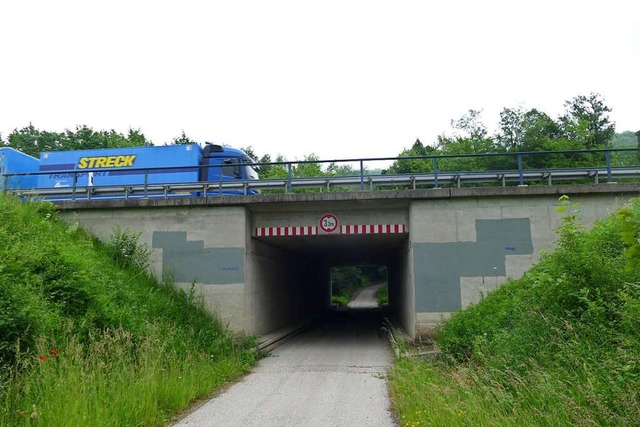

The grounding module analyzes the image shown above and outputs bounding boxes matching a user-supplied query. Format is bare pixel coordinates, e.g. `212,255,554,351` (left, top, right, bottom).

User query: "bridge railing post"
605,150,613,183
432,157,439,189
517,154,524,186
72,172,78,200
144,169,149,198
360,160,365,191
287,163,293,193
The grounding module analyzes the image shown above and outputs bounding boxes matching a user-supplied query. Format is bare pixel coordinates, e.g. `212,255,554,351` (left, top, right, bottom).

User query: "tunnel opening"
249,230,413,338
330,265,388,309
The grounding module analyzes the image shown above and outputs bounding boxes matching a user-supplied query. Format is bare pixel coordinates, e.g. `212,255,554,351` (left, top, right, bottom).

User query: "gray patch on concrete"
152,231,244,284
414,218,532,312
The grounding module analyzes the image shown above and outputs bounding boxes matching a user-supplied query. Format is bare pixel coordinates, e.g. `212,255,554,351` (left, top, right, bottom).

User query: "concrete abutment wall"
409,191,633,335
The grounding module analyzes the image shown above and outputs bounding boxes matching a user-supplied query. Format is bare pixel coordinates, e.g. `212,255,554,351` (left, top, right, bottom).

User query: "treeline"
246,92,639,177
386,93,639,174
0,125,198,158
3,93,638,175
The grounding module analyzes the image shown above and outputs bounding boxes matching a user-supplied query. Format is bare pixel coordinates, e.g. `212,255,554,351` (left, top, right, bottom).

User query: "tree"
125,129,152,148
293,154,323,177
170,130,197,145
64,126,151,150
609,131,640,166
437,110,499,171
238,147,288,179
327,162,357,176
240,146,259,161
331,266,364,297
494,108,568,168
7,124,65,157
610,131,639,148
559,93,615,149
7,124,152,157
519,109,562,152
261,154,288,179
384,139,436,174
497,107,525,151
450,109,491,144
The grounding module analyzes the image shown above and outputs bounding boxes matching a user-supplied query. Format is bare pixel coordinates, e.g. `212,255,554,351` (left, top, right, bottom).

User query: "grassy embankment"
389,196,640,426
0,194,258,426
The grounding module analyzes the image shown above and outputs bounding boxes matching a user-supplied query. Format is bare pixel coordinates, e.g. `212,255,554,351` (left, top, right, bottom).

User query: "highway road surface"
173,288,395,426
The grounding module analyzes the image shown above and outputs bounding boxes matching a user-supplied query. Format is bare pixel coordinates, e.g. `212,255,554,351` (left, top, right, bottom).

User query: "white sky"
1,0,638,161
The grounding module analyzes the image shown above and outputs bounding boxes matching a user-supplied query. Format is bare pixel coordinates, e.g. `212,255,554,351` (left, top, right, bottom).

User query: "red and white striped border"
254,224,407,237
255,226,317,237
341,224,406,234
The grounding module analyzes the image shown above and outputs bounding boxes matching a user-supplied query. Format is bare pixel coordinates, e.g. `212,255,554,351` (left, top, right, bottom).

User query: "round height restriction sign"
319,213,338,233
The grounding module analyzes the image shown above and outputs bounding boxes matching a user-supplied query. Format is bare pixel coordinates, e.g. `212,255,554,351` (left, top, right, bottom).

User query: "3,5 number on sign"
319,213,338,233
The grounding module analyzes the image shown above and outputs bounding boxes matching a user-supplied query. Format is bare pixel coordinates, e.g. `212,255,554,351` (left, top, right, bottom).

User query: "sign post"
319,213,339,234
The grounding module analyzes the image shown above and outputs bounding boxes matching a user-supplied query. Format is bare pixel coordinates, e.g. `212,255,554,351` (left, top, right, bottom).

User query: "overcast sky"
1,1,638,161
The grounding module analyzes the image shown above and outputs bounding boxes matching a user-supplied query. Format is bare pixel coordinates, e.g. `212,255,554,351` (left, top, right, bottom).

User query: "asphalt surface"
348,282,385,309
173,291,395,426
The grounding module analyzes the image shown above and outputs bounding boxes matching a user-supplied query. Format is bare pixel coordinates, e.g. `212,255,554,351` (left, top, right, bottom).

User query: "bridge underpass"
55,183,639,339
249,230,412,337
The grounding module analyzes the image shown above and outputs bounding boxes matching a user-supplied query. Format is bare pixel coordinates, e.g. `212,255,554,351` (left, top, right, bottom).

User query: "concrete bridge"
56,183,639,338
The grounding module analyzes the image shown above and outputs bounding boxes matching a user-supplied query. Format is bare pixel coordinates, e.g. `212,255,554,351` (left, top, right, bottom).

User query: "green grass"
375,283,388,306
389,196,640,426
331,294,349,306
0,194,257,426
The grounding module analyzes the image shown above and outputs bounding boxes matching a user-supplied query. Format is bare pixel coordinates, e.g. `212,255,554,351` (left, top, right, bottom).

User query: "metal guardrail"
3,148,640,201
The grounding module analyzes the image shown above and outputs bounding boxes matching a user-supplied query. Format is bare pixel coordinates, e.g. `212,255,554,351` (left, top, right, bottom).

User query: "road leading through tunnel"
173,307,395,426
348,282,386,309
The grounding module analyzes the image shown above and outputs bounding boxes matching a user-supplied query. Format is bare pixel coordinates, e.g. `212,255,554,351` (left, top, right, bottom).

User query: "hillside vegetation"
390,196,640,426
0,194,257,426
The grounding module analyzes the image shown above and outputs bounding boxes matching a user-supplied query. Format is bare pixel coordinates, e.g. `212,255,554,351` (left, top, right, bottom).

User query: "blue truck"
1,143,259,199
0,147,40,191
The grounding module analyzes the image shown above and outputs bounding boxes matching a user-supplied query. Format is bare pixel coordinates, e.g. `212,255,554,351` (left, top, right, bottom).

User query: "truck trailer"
0,147,40,191
2,143,259,199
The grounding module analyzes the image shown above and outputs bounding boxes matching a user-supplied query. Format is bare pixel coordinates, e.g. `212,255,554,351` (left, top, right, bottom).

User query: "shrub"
376,283,388,306
105,225,152,269
332,295,349,307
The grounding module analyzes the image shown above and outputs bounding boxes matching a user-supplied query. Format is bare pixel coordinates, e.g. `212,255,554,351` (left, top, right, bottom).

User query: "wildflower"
50,348,58,356
39,355,47,362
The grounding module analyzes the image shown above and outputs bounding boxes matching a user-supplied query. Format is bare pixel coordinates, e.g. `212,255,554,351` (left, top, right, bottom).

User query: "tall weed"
105,225,153,270
1,324,254,426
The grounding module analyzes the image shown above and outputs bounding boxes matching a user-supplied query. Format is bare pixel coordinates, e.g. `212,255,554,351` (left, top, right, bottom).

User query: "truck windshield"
220,158,241,178
243,157,259,180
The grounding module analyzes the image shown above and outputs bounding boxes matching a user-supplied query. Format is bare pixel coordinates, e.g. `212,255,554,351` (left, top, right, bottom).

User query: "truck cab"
199,143,259,192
